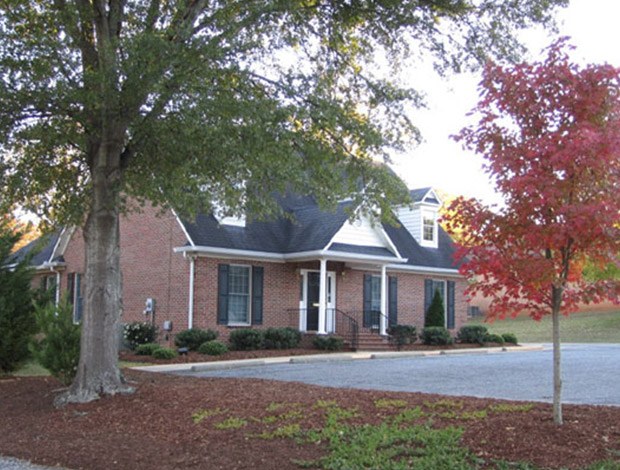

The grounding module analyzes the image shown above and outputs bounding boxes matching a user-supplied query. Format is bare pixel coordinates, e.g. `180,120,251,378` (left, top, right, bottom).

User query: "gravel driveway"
179,343,620,406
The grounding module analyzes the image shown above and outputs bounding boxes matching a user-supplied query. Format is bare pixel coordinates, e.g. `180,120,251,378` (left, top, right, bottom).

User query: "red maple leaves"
444,38,620,321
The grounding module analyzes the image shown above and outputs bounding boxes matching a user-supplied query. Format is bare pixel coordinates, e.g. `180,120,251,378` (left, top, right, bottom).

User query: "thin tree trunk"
551,287,563,425
57,144,133,405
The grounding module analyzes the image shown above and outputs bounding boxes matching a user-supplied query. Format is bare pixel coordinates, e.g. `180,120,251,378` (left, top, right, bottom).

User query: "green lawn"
468,309,620,344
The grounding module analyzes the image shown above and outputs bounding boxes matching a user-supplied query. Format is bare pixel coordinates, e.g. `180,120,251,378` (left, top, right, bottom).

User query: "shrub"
387,325,417,350
30,298,81,385
229,329,264,351
425,289,445,327
263,327,302,350
0,226,37,374
457,325,489,344
502,333,518,344
483,333,505,345
313,335,344,351
174,328,218,351
198,340,229,356
151,347,177,359
420,327,453,346
123,322,158,350
135,343,161,356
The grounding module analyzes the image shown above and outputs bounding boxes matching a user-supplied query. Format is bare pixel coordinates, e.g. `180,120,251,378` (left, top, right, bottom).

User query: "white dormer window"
420,209,438,248
213,201,246,227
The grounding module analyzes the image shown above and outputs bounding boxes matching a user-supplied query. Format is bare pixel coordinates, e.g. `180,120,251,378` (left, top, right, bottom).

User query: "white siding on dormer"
332,217,385,247
396,203,439,248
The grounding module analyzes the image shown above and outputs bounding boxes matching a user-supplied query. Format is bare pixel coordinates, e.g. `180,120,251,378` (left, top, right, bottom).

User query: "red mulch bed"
1,369,618,470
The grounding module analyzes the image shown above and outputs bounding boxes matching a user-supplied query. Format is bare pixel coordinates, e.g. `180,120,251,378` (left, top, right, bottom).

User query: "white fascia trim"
174,245,408,265
35,261,66,272
171,209,195,247
287,250,407,264
49,228,66,263
378,227,403,259
386,263,462,277
174,245,285,262
422,188,442,206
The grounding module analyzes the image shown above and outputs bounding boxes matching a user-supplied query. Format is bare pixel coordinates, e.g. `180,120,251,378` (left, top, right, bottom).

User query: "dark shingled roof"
182,189,460,271
11,231,61,267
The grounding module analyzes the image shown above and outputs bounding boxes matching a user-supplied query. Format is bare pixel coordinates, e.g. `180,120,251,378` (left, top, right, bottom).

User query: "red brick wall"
335,268,467,333
192,258,299,340
53,205,191,339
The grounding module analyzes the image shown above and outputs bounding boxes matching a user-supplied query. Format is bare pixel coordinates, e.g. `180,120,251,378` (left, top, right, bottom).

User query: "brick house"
19,188,468,349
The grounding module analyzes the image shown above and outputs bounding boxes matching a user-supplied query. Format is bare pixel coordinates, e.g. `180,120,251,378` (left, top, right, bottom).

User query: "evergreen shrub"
263,327,302,349
457,325,488,344
198,340,229,356
30,298,81,385
420,327,453,346
174,328,218,351
229,329,264,351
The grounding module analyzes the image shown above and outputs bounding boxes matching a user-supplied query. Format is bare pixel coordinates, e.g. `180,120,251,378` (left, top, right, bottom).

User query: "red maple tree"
444,39,620,425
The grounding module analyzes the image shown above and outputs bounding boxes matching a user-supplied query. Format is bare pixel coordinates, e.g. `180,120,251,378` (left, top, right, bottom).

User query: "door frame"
299,269,336,332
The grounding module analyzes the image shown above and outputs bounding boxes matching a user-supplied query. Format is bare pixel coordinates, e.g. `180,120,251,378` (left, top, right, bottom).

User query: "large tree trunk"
551,286,563,425
57,142,134,405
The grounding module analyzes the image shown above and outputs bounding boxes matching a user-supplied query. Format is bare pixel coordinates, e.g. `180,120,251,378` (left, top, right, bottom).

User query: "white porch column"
318,259,327,334
187,256,195,329
380,264,388,336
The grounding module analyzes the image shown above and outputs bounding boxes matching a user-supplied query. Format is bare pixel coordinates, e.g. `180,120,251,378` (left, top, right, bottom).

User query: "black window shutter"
424,279,433,316
217,264,229,325
67,273,75,305
251,266,264,325
447,280,455,329
388,276,398,326
75,273,83,323
363,274,372,328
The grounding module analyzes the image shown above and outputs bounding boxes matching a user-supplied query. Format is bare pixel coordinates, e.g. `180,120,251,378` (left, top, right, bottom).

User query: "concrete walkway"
131,344,543,373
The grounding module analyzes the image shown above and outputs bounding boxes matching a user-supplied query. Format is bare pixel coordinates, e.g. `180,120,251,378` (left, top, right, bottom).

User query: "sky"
390,0,620,206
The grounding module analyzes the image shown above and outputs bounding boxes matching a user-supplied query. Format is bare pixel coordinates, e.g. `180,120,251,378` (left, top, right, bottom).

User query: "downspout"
187,256,195,329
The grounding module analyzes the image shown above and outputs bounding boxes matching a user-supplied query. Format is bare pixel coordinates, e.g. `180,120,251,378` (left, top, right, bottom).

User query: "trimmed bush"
229,329,264,351
174,328,218,351
198,340,229,356
263,327,302,350
135,343,161,356
30,298,81,385
483,333,505,345
123,322,158,350
387,325,417,350
313,335,344,351
420,326,453,346
151,347,177,359
501,333,518,344
457,325,489,344
425,289,445,328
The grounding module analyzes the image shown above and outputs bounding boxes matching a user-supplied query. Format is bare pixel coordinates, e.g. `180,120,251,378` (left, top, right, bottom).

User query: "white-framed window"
369,275,381,313
422,209,438,246
227,265,251,325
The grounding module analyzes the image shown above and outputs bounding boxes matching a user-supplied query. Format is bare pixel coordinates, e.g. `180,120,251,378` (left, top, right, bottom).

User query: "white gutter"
187,256,195,329
174,245,408,264
386,263,462,277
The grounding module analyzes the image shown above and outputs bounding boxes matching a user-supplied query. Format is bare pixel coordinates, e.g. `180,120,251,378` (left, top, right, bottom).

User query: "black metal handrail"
285,307,359,351
333,308,359,351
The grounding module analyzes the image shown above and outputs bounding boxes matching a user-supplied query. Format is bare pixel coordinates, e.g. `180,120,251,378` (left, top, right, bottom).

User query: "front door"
306,272,320,331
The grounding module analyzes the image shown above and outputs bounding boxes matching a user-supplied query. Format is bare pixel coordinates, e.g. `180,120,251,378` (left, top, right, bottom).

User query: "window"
422,210,436,243
218,264,263,326
67,272,83,324
424,279,455,329
363,274,397,328
227,265,250,324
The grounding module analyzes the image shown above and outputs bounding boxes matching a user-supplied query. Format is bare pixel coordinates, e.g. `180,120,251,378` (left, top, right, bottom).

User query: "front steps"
352,333,396,352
